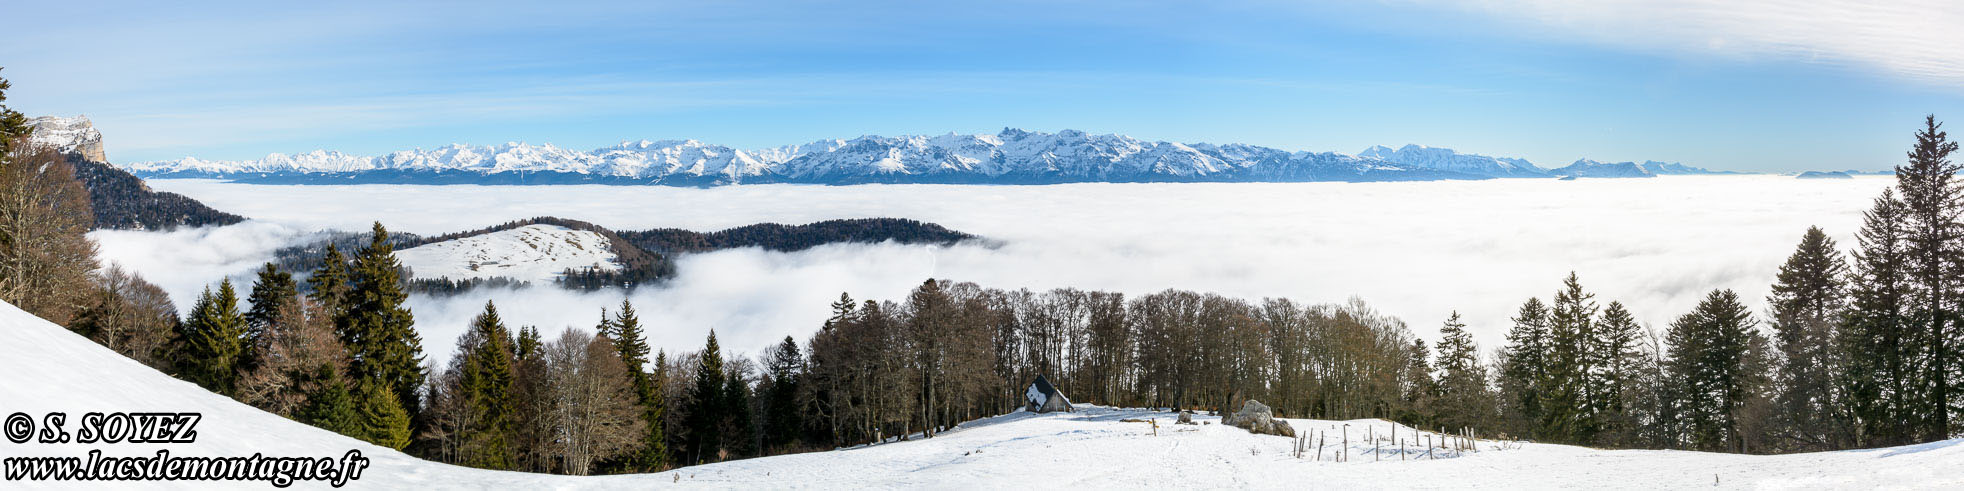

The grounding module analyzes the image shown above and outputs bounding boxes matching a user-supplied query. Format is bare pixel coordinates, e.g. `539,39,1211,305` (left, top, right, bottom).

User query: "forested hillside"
69,154,245,230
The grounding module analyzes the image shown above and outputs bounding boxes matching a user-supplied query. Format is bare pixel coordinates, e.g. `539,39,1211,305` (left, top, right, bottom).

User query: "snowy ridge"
120,129,1722,185
395,224,620,283
3,299,1962,489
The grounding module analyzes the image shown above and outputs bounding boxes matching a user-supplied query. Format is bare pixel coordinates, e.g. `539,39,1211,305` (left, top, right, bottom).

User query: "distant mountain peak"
119,130,1727,185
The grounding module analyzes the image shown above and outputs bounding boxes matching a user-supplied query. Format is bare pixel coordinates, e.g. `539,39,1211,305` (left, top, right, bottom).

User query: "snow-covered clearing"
4,299,1961,489
395,224,620,284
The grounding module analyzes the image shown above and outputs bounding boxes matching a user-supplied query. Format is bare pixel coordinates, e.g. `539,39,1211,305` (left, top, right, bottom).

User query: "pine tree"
177,281,248,396
341,222,426,421
764,336,804,452
684,331,726,464
1499,297,1551,438
243,263,297,370
355,377,412,450
457,301,515,469
1767,226,1851,450
1543,272,1599,443
1893,115,1961,441
308,244,353,320
1434,312,1493,434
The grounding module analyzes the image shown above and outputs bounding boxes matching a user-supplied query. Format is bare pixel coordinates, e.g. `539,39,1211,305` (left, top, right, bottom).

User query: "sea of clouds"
87,176,1894,366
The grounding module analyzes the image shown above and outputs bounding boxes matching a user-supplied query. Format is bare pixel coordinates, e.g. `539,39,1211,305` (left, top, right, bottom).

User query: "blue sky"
5,0,1962,171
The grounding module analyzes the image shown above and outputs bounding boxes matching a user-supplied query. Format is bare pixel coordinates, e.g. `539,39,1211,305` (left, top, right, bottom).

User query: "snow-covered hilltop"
121,129,1723,185
395,224,621,284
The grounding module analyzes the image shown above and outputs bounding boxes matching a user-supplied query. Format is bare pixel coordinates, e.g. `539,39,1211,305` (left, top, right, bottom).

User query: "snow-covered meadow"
91,176,1893,362
3,298,1958,490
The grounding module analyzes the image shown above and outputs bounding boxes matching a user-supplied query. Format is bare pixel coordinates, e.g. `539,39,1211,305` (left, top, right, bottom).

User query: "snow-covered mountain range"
119,129,1723,185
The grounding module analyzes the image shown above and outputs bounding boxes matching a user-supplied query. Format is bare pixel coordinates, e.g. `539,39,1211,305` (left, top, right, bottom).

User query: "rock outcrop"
28,115,107,163
1221,400,1294,437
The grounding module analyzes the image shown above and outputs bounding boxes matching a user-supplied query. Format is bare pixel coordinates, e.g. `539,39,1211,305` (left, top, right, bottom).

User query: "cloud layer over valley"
90,177,1893,365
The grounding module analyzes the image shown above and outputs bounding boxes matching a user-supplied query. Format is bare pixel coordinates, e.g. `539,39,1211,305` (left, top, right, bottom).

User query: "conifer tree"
178,281,248,396
1433,312,1493,434
301,366,361,438
1845,190,1918,447
602,300,667,471
723,367,757,459
1893,115,1961,440
1499,297,1551,438
1767,226,1851,450
458,301,515,469
764,336,804,452
243,263,297,370
509,325,553,473
308,244,353,320
0,68,32,154
684,331,726,464
1664,289,1762,452
1591,301,1648,446
355,377,413,450
1401,338,1438,426
341,222,426,420
1543,272,1599,443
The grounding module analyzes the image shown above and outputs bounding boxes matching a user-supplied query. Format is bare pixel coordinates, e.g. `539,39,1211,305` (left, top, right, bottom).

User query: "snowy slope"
6,298,1959,489
395,224,620,283
25,116,107,162
1555,159,1657,178
119,129,1720,185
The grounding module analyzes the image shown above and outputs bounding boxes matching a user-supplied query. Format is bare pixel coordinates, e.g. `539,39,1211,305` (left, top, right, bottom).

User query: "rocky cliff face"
25,114,245,230
27,115,107,162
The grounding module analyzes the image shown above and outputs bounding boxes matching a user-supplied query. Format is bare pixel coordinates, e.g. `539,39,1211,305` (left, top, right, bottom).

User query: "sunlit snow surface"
91,176,1893,362
3,298,1960,489
395,224,621,284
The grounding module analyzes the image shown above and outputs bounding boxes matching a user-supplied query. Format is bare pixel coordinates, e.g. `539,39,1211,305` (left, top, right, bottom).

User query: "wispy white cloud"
1410,0,1964,87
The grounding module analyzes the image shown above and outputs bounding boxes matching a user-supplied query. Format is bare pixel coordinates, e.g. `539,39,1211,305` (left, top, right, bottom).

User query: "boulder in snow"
1222,400,1294,437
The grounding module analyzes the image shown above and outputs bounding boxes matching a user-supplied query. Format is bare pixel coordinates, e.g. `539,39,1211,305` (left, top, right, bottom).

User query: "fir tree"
301,365,360,438
684,331,726,464
764,336,804,452
1766,226,1851,450
1499,297,1551,438
178,281,248,396
355,377,413,450
457,301,515,470
1844,189,1918,447
243,262,297,370
1664,289,1762,452
722,367,757,459
341,222,426,421
1591,301,1647,446
1543,272,1599,443
1401,338,1438,426
1433,312,1492,434
602,300,667,471
0,68,31,154
1893,115,1961,440
308,244,353,321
